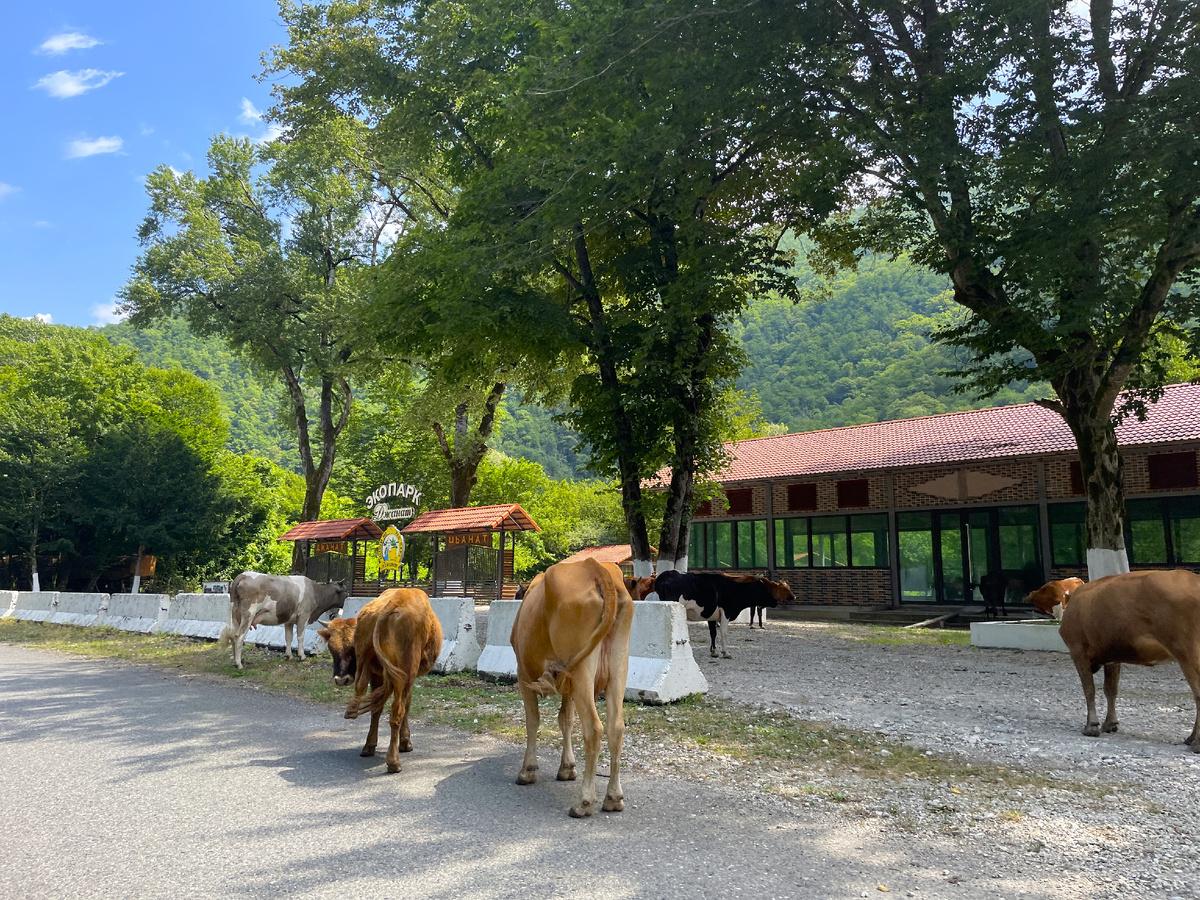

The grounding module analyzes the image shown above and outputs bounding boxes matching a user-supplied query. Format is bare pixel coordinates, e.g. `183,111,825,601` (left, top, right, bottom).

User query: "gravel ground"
478,606,1200,899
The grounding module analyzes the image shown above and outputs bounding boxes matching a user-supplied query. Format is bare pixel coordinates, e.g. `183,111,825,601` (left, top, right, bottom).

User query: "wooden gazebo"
278,518,383,595
402,504,540,601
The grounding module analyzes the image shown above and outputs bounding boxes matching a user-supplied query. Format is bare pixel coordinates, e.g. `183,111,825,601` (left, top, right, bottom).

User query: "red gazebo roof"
560,544,656,566
278,518,383,542
401,504,541,535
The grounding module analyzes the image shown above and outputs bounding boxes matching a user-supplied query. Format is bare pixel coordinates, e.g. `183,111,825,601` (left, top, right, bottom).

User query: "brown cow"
1026,571,1200,751
317,589,443,773
623,576,656,600
511,559,634,818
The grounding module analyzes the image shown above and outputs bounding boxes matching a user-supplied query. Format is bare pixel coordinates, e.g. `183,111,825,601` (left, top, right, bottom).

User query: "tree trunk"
657,459,695,575
29,506,39,592
131,544,144,594
433,382,507,509
1053,380,1131,580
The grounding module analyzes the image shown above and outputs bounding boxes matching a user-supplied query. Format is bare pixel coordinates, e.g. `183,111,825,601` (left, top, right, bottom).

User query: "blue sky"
0,2,287,327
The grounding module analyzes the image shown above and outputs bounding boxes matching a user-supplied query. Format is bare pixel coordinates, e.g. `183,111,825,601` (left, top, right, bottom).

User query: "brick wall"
892,460,1039,508
694,483,770,518
776,567,892,607
770,473,889,514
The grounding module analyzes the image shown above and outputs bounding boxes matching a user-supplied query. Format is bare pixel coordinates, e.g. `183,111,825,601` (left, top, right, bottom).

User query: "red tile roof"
401,504,541,534
278,518,383,542
711,382,1200,483
560,544,657,566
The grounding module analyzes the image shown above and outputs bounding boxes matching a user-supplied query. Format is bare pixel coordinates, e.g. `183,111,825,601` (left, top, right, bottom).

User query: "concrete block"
0,591,17,619
103,594,168,633
731,607,767,626
10,592,59,623
970,619,1068,653
48,592,108,627
625,601,709,704
338,597,376,619
242,621,326,655
429,596,482,674
157,593,230,640
476,599,520,681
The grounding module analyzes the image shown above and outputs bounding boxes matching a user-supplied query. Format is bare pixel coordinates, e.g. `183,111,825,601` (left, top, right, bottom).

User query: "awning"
401,504,541,535
278,518,384,542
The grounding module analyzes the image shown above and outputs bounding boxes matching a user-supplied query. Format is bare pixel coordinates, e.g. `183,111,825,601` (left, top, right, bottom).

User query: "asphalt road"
1,644,1063,900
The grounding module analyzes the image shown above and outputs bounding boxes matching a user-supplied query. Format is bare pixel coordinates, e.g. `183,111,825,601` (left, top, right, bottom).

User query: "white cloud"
33,220,53,229
66,135,124,158
37,32,102,55
0,182,18,200
31,313,53,324
34,68,123,99
91,301,125,325
254,122,285,145
239,97,263,122
139,123,155,136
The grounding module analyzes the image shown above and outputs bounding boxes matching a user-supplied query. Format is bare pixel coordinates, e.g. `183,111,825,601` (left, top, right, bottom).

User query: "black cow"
654,571,794,658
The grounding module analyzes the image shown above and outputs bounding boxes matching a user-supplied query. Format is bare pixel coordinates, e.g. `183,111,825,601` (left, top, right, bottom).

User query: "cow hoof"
721,652,733,659
399,741,413,753
709,650,719,658
1190,741,1200,754
1082,723,1101,737
556,766,576,782
516,768,538,785
1102,721,1119,734
568,801,595,818
359,746,376,757
602,796,624,813
1186,733,1199,747
386,762,401,774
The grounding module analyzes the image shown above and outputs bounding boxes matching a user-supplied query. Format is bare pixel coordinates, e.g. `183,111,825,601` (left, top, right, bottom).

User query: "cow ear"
317,627,331,641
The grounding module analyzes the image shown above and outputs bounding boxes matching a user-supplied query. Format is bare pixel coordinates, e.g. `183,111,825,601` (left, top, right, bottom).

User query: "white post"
31,571,40,592
1086,547,1130,580
131,546,144,594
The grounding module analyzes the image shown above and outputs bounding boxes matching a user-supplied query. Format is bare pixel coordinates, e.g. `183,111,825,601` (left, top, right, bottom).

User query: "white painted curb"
10,592,59,622
476,599,520,681
158,593,231,640
429,596,482,674
103,594,168,633
48,593,108,627
626,601,709,703
970,619,1068,653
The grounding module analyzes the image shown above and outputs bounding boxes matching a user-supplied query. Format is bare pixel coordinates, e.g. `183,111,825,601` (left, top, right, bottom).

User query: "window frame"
773,513,891,570
691,518,769,570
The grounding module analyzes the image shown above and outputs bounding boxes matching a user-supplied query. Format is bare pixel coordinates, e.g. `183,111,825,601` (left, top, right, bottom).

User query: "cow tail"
364,609,411,716
218,575,244,645
557,565,619,676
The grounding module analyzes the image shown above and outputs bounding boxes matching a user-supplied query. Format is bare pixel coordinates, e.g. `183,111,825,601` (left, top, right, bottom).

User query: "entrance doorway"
898,505,1043,605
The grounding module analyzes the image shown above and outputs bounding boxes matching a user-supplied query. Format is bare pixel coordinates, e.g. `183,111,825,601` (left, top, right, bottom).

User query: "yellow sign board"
378,526,405,574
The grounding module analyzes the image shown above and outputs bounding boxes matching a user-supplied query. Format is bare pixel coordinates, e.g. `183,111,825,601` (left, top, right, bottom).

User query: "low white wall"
103,594,168,633
476,600,520,681
970,619,1068,653
429,596,482,674
626,601,709,703
158,593,230,640
48,593,107,627
1,591,18,619
339,597,375,619
731,607,767,626
9,592,59,623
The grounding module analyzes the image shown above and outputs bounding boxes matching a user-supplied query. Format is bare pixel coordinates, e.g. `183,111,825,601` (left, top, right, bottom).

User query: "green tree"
122,126,397,570
797,0,1200,576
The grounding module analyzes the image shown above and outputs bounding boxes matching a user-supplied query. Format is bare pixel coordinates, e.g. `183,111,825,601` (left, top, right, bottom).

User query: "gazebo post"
495,527,505,602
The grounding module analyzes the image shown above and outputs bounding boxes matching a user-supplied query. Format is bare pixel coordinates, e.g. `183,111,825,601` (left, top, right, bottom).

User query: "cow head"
1024,577,1085,620
327,578,350,605
317,617,357,685
759,578,792,607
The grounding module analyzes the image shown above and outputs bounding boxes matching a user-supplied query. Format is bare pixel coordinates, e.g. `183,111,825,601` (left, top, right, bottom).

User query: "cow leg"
568,657,603,818
1071,653,1101,737
708,620,718,657
283,622,294,660
516,685,541,785
296,621,307,661
397,677,415,754
1101,663,1121,733
1177,654,1200,749
556,695,577,781
385,679,413,774
718,614,732,659
233,631,245,670
602,639,629,814
361,677,382,756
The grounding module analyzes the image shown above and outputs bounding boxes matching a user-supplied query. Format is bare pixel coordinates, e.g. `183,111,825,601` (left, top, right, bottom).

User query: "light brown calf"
1027,571,1200,751
511,559,634,818
317,589,443,773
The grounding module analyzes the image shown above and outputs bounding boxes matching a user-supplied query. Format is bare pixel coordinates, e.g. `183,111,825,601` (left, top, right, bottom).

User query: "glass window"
689,522,705,568
850,514,889,567
707,521,734,569
1049,503,1086,567
1170,497,1200,564
736,520,768,569
811,516,848,568
1128,499,1168,565
774,517,809,568
998,505,1041,577
897,511,935,602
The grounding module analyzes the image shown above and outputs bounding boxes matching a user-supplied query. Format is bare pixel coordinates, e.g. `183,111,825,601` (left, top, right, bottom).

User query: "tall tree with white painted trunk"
790,0,1200,577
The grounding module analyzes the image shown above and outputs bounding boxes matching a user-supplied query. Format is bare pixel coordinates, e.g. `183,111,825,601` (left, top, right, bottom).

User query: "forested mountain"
100,255,1046,477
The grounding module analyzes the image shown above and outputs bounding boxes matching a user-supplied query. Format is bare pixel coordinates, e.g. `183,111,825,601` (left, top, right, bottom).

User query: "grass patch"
823,624,972,647
1,620,1053,793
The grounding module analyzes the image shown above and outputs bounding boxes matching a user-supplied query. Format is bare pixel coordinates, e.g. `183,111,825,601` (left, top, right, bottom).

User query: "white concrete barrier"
9,592,59,623
476,599,520,681
1,591,18,619
970,619,1068,653
242,620,327,654
338,597,375,619
732,607,767,625
626,601,709,703
103,594,168,633
429,596,482,673
48,593,108,627
157,593,230,640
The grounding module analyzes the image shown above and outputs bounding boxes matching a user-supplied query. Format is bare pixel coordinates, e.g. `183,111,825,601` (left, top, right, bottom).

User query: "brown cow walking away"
1027,570,1200,751
511,559,634,818
318,588,443,773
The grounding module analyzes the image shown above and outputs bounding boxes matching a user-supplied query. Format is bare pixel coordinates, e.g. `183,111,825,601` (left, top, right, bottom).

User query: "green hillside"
101,256,1045,477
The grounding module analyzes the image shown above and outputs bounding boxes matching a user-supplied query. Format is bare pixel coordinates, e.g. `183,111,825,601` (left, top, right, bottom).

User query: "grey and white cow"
220,571,349,669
